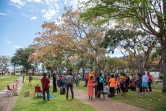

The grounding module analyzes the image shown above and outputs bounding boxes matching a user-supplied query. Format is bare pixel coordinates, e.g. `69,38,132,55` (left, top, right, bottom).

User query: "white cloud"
10,0,26,8
41,9,46,13
45,0,59,4
26,0,41,3
30,16,37,20
4,38,11,44
0,12,7,16
14,46,23,49
43,9,57,20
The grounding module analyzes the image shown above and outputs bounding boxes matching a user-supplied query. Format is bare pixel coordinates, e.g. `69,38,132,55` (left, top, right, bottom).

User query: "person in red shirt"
41,73,50,101
147,72,153,92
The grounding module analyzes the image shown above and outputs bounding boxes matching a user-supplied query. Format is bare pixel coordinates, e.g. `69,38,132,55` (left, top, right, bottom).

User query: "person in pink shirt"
87,75,94,99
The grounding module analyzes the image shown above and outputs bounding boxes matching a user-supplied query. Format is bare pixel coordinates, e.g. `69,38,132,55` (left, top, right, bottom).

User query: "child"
103,83,109,94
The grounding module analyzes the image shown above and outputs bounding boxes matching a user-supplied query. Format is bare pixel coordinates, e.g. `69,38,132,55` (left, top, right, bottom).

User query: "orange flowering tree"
30,7,107,75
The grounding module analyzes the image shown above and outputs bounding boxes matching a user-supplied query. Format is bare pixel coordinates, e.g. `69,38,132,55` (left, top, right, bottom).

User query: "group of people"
40,72,77,101
87,71,153,99
40,71,153,101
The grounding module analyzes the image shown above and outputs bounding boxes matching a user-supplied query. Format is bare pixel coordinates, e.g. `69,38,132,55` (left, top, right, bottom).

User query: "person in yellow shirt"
120,73,127,97
109,75,115,96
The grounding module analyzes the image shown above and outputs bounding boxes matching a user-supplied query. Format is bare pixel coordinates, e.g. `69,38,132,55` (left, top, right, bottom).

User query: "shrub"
159,73,163,80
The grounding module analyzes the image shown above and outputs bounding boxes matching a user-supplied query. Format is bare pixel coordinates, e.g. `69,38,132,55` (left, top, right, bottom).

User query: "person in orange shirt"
109,75,115,96
116,76,120,94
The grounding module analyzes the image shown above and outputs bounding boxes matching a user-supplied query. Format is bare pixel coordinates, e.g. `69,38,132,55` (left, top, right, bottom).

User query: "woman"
87,72,94,99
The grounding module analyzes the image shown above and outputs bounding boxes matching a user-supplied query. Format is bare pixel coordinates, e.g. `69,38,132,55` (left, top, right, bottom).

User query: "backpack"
99,76,104,83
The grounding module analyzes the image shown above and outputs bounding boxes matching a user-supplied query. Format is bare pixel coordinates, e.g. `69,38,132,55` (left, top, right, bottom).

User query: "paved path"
0,77,24,111
74,88,146,111
0,76,146,111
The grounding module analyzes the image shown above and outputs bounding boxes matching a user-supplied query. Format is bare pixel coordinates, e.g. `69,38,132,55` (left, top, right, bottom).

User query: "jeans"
75,80,79,87
66,83,74,99
43,88,50,100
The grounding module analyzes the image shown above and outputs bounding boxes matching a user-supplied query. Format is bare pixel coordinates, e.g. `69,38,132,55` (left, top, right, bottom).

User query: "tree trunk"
26,68,28,75
82,67,85,79
161,40,166,92
162,0,166,93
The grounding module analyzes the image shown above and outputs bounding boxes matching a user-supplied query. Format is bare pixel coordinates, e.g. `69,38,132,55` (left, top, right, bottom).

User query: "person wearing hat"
87,71,94,99
41,73,50,101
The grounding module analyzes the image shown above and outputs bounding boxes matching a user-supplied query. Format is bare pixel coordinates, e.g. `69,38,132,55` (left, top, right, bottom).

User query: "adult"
48,73,51,79
66,72,74,99
59,75,63,87
109,75,115,96
115,76,120,94
147,72,153,92
87,75,94,99
75,74,80,87
96,73,105,98
136,73,142,94
13,80,19,96
53,73,57,92
120,73,127,97
22,74,25,83
125,75,130,92
41,73,50,101
29,73,32,83
141,72,149,95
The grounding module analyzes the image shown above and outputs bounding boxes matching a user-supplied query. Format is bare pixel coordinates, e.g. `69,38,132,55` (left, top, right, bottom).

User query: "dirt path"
74,88,146,111
0,77,24,111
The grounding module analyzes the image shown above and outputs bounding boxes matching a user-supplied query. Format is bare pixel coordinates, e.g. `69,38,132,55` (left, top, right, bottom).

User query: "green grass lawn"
152,83,163,90
75,80,87,92
112,90,166,111
13,77,97,111
0,75,21,90
76,81,166,111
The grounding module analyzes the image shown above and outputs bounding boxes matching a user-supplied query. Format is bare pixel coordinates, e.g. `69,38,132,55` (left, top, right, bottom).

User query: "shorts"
97,83,103,91
109,87,115,93
142,82,148,88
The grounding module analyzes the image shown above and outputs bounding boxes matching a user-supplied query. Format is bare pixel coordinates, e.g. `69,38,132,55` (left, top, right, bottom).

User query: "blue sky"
0,0,78,57
0,0,122,58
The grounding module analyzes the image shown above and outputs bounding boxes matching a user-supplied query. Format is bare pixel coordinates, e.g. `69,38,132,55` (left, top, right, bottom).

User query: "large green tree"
11,47,34,75
80,0,166,92
0,55,9,75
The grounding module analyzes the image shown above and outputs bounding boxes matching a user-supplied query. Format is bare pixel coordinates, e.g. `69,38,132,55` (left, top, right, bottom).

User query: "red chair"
6,85,14,96
34,86,42,97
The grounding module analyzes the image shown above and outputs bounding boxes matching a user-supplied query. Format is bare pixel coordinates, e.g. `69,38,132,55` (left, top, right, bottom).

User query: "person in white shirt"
141,72,149,95
103,83,109,94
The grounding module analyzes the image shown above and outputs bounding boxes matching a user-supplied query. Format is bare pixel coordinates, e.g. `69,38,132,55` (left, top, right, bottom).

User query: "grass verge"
13,77,97,111
0,75,21,90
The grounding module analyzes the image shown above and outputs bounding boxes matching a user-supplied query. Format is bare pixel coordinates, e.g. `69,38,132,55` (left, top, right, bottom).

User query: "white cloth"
142,74,149,83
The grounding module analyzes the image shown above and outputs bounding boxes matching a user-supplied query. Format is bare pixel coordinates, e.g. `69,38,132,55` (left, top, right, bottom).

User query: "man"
109,75,115,96
22,74,25,83
96,73,105,98
66,72,74,99
142,72,149,95
147,72,153,92
41,73,50,101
